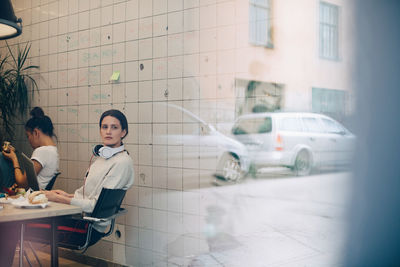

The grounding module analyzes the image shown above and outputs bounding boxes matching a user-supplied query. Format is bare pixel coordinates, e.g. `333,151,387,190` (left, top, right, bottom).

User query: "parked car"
231,112,355,175
153,103,250,182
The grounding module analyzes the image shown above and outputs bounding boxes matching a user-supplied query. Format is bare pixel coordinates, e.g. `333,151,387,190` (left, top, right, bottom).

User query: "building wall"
1,0,353,265
235,0,354,113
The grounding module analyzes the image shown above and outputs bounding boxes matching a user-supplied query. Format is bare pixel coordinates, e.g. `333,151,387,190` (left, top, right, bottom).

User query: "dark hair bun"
30,107,45,118
25,107,56,138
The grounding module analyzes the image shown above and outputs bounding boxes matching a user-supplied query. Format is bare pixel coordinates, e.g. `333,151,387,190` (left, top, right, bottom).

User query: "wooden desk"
0,202,81,267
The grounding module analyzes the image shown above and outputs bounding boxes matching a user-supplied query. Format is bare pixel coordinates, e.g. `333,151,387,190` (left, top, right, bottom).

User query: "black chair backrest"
45,172,61,190
91,188,126,219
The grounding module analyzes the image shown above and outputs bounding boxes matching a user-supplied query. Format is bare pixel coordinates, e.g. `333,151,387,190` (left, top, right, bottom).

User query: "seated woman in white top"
45,109,134,210
42,109,134,237
2,107,59,189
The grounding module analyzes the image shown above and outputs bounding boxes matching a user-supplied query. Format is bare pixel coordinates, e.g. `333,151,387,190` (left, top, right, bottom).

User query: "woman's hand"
2,145,18,164
52,189,66,195
43,190,56,201
2,145,28,188
51,189,74,198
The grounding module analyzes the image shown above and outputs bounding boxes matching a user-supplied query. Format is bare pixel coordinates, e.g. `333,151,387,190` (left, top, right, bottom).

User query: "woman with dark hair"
39,109,133,242
1,107,59,189
39,109,134,245
45,109,133,211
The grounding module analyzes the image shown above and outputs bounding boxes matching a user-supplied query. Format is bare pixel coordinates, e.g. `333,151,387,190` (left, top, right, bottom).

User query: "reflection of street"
153,103,250,183
166,172,351,267
251,167,352,180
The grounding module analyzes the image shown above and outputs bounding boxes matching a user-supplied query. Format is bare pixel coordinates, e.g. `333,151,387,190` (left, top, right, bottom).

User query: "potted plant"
0,42,38,143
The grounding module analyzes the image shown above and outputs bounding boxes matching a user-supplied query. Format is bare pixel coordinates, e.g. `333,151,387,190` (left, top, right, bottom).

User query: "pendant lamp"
0,0,22,40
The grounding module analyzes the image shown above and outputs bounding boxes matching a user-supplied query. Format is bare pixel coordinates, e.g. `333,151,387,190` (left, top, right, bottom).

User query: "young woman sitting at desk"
38,109,134,242
45,109,134,210
1,107,59,190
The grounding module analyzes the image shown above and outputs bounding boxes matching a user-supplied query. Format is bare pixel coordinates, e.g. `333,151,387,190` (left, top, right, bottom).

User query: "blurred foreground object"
344,0,400,265
0,0,22,40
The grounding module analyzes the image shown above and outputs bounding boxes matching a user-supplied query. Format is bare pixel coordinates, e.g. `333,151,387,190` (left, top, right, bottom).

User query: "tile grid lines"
7,3,234,124
4,4,237,153
0,1,239,261
7,8,228,55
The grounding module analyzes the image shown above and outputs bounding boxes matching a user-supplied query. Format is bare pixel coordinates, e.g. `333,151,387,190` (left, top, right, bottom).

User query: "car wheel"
218,154,243,182
292,150,312,176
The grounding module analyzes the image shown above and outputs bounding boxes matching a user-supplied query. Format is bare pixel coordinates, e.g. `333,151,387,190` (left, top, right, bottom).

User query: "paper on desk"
11,199,48,209
0,195,25,204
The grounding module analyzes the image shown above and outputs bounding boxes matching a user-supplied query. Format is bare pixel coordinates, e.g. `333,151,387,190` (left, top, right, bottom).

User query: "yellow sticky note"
110,71,120,81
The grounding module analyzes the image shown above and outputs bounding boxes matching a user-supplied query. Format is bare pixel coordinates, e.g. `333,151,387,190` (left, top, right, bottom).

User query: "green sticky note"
110,71,120,81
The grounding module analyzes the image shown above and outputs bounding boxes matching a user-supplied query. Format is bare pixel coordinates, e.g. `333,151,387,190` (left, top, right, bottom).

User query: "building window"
319,1,339,60
249,0,273,48
312,87,346,122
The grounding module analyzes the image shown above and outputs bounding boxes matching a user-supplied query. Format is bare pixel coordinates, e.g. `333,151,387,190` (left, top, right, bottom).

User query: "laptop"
18,152,40,191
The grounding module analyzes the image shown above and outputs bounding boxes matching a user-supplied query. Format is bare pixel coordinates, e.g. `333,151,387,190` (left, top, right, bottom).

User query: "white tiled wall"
3,0,242,265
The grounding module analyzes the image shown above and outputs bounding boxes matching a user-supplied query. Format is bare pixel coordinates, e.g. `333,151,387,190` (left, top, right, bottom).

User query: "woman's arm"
52,189,74,198
1,149,28,188
44,190,72,204
32,159,42,175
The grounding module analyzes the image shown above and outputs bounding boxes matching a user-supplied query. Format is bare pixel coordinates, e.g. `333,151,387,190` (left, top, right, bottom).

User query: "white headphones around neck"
92,144,125,159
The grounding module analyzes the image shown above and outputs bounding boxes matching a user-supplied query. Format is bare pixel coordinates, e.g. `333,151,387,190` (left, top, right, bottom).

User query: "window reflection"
0,0,356,266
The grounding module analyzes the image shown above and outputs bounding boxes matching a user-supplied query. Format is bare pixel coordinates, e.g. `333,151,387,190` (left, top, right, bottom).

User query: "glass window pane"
280,118,303,132
319,2,339,59
303,117,323,132
256,20,267,44
257,8,267,21
321,118,344,134
249,1,271,46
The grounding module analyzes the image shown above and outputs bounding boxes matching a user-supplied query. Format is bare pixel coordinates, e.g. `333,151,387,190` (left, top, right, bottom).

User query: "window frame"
319,1,340,60
312,87,346,122
249,0,273,48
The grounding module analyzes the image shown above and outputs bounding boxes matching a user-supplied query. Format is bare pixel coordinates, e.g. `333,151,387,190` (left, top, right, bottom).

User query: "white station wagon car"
152,103,250,182
231,112,355,175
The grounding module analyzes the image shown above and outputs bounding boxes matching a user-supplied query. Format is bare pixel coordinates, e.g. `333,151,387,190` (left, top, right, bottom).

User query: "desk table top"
0,202,81,223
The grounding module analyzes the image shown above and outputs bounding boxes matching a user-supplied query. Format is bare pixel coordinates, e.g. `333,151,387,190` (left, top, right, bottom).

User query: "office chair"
58,188,127,252
25,188,127,265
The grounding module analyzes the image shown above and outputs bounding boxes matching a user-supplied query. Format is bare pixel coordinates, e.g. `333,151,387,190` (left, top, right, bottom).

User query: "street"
167,171,352,267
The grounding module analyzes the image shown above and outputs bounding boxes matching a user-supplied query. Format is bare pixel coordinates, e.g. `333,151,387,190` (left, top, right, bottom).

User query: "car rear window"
232,117,272,135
